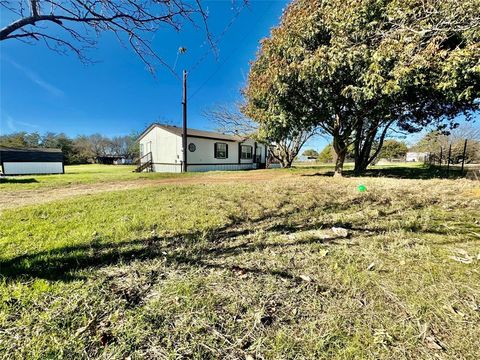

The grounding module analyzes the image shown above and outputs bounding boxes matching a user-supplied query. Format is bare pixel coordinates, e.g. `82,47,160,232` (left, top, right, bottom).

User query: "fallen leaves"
299,274,313,282
425,335,445,351
332,227,349,238
449,248,474,264
318,249,329,257
75,318,96,337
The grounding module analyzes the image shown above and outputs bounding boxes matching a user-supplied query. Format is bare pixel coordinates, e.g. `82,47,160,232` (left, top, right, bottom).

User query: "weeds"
0,166,479,358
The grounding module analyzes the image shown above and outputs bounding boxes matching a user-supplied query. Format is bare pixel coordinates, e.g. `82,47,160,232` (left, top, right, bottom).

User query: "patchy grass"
0,164,197,191
0,168,479,359
0,162,437,193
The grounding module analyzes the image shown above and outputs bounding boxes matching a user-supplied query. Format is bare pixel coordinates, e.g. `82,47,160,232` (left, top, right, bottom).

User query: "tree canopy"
204,102,319,168
302,149,319,158
317,144,334,163
243,0,480,175
0,131,139,164
379,140,408,160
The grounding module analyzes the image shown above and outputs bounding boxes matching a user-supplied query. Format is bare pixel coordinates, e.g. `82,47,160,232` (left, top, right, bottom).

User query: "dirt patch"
0,171,292,211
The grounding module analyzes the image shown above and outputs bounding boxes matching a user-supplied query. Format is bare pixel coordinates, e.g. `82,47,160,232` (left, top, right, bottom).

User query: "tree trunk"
332,134,348,176
354,142,372,175
354,157,369,174
353,120,395,174
334,149,346,176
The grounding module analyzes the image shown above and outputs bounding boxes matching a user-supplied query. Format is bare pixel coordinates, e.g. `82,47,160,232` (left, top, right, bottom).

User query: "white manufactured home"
406,152,429,162
137,123,267,172
0,147,64,175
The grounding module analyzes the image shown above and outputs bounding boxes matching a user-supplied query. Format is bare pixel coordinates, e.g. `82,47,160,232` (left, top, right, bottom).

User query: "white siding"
268,163,282,169
139,125,268,173
188,164,258,172
140,127,182,166
186,137,260,165
187,137,238,165
3,162,63,175
152,164,182,173
406,152,428,162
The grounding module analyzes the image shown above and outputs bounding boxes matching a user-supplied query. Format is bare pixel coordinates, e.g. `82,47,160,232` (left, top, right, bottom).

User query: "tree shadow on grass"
0,177,39,184
302,165,464,180
0,193,456,283
0,228,344,282
1,191,377,283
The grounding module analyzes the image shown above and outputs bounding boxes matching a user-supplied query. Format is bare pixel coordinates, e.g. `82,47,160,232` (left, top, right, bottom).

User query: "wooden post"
182,70,187,173
461,139,468,174
446,144,452,178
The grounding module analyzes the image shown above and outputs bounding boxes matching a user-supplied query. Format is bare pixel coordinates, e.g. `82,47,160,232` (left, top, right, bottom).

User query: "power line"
188,1,276,101
188,3,248,73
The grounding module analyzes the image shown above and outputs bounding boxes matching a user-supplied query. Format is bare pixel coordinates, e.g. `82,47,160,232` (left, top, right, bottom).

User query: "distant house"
137,123,267,172
406,152,429,162
0,147,64,175
96,156,134,165
296,155,317,162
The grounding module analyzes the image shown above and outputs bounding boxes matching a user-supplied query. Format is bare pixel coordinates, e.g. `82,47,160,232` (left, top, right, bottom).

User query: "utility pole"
182,70,188,173
461,139,468,174
446,144,452,178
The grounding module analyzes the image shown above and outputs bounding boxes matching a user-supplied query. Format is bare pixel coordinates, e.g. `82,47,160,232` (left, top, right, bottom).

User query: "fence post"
461,139,468,174
446,144,452,178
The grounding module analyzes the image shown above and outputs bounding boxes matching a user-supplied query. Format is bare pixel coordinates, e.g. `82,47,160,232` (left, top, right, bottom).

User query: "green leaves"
244,0,479,174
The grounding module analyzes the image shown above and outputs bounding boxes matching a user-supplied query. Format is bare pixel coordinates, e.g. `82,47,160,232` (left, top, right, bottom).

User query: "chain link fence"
425,139,480,179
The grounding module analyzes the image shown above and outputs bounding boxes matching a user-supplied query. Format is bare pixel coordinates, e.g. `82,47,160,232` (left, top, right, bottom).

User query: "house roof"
138,123,246,142
0,147,63,163
0,147,62,153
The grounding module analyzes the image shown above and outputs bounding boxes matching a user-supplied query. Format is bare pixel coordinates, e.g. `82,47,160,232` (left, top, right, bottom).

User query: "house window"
241,145,253,160
214,142,228,159
140,143,144,157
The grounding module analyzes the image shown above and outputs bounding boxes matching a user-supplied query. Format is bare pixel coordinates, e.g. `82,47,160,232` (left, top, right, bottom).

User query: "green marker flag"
358,184,367,192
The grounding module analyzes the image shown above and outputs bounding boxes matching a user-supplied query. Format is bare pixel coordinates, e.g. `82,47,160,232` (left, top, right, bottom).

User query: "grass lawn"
0,165,479,358
0,164,198,191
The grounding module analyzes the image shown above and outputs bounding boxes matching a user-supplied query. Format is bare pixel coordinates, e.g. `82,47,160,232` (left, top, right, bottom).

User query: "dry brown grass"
0,166,479,359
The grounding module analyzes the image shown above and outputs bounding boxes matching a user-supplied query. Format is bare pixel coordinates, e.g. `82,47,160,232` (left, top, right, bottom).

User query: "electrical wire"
188,1,276,101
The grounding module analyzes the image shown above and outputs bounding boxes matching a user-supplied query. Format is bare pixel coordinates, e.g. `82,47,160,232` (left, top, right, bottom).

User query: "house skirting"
152,163,182,173
2,162,64,175
150,163,261,173
187,163,258,172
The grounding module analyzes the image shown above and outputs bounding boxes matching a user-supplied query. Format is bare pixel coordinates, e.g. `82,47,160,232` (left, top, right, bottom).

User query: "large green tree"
379,140,408,161
302,149,319,158
243,0,480,176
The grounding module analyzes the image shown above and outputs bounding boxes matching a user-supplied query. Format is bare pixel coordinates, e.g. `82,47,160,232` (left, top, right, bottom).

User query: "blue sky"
0,1,476,152
1,0,335,148
0,1,282,132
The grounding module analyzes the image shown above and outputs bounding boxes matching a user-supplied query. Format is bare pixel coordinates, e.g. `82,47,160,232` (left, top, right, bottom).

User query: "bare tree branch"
0,0,248,74
204,102,322,168
204,102,258,136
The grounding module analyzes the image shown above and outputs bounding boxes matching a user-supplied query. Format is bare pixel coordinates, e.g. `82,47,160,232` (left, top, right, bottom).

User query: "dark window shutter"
226,144,228,159
214,143,218,158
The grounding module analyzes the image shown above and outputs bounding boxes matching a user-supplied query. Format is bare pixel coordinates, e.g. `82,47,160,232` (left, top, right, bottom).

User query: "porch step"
134,160,153,172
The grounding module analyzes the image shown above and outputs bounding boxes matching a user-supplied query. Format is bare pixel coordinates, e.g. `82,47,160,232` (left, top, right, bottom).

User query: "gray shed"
0,147,64,175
